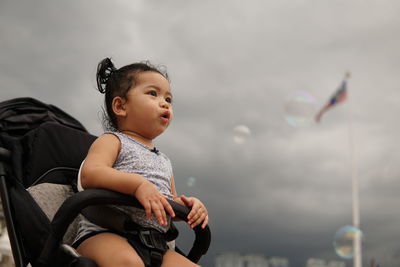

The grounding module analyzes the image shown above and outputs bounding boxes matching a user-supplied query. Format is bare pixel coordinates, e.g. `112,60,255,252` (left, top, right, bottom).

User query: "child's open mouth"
160,111,170,122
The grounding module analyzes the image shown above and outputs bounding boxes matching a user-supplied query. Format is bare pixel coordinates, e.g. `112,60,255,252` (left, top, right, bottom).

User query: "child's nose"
160,100,170,108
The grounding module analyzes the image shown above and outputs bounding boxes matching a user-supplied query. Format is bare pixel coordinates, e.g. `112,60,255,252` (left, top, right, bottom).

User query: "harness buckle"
139,230,155,249
138,229,168,251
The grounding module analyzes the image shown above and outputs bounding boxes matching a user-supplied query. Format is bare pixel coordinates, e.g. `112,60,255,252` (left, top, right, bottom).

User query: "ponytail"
96,57,117,94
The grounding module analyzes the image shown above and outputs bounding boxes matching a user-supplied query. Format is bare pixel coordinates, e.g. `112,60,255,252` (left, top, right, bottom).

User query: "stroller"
0,97,211,267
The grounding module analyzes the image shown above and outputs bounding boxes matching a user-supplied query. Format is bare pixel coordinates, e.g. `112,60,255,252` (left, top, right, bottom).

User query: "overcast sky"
1,0,400,266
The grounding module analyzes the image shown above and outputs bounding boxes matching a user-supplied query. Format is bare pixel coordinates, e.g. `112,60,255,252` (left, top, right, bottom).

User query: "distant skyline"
1,1,400,266
214,251,346,267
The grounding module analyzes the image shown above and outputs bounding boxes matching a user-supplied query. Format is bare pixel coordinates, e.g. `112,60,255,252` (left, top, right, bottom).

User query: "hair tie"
96,58,117,94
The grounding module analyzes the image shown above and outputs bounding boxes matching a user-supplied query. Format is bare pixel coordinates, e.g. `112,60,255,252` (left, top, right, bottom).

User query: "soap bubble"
333,225,364,259
284,91,318,127
233,125,251,144
187,176,196,187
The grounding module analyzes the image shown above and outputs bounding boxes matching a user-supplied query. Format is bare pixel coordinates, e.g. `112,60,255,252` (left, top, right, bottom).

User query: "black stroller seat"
0,97,211,267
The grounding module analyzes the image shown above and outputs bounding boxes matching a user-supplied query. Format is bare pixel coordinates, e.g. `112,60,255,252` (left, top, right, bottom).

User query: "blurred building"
269,256,290,267
242,254,269,267
326,261,345,267
215,252,289,267
215,252,245,267
305,258,345,267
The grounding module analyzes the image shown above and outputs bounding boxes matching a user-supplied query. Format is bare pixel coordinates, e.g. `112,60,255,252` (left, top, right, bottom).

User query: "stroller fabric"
0,97,87,137
27,183,81,245
0,98,96,266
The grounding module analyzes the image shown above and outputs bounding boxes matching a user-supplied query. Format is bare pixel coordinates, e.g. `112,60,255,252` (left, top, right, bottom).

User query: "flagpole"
345,72,362,267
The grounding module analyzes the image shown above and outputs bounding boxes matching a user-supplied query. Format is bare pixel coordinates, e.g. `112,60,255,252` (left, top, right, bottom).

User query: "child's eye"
147,90,157,97
165,97,173,104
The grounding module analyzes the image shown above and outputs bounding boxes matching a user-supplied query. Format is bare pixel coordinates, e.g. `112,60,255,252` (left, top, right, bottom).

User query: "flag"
315,77,348,123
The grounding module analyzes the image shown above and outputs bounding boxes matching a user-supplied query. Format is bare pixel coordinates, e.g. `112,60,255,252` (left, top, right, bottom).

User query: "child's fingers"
153,196,176,225
188,207,208,228
180,195,193,207
161,196,175,218
142,201,152,220
180,196,208,228
189,214,205,228
159,202,167,225
201,215,209,229
187,202,204,220
187,205,201,221
151,200,166,225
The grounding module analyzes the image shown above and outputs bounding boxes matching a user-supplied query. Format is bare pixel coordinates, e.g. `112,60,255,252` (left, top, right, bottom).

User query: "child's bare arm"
81,134,175,225
81,134,144,194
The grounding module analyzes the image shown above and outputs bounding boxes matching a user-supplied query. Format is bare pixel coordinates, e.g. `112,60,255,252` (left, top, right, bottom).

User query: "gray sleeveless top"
74,131,173,243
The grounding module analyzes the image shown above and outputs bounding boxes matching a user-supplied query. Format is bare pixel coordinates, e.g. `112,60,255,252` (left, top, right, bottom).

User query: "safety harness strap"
125,220,168,267
125,229,167,267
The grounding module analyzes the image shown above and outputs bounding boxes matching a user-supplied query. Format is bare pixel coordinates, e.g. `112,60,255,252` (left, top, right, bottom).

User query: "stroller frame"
0,97,211,267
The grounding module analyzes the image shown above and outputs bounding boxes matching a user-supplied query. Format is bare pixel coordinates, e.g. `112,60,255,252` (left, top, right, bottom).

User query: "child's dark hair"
96,58,169,130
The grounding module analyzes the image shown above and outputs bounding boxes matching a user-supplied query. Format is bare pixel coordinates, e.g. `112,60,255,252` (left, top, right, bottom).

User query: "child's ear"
112,96,127,117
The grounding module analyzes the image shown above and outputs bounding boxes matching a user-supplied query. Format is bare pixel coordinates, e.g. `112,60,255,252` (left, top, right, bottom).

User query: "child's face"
119,71,173,140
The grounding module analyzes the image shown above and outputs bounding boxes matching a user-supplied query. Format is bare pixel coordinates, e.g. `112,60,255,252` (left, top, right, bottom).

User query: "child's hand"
179,195,209,229
135,180,175,226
